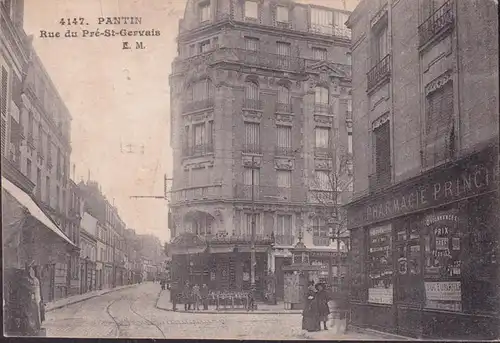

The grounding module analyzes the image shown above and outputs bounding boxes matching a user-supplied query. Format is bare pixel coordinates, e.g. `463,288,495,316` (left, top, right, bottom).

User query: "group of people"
302,281,348,333
178,281,210,311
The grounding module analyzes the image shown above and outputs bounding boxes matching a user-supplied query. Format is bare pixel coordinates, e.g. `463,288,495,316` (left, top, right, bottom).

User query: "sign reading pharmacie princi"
347,148,497,228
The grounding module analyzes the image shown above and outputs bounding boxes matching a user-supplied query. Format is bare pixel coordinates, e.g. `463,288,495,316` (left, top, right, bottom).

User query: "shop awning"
2,176,76,247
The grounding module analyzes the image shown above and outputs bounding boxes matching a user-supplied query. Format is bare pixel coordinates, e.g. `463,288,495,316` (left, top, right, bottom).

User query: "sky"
23,0,360,244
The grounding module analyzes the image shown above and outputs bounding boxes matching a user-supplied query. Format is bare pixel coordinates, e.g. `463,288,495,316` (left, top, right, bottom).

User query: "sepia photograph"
1,0,499,340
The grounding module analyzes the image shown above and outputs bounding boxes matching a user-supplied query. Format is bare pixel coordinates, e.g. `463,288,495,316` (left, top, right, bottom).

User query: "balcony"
314,103,333,115
418,0,454,48
170,185,222,203
275,102,292,113
367,54,391,92
242,144,262,154
182,98,214,114
314,146,333,158
274,234,294,246
243,98,263,111
233,185,303,202
274,146,295,157
313,236,331,246
276,21,291,29
182,144,214,157
309,25,351,39
206,234,274,246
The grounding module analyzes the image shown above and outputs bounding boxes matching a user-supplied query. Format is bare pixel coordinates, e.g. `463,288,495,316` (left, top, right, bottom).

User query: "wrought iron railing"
309,25,351,39
206,234,274,245
276,21,291,29
242,143,262,154
314,146,333,157
233,184,303,201
182,98,214,113
418,0,454,47
182,144,214,157
367,54,391,91
243,98,263,111
274,146,295,156
313,236,331,246
314,103,333,114
170,185,223,203
275,102,292,113
275,234,294,246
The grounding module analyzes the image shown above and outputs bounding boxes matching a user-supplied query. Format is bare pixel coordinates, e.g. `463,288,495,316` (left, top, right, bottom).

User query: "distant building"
80,211,98,293
346,0,498,339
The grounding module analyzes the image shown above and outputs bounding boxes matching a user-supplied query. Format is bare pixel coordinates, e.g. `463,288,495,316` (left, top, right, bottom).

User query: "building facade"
79,211,98,293
346,0,499,339
168,0,353,299
1,0,79,304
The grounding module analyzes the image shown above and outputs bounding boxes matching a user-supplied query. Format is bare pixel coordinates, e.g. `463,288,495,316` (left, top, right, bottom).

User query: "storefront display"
368,225,393,305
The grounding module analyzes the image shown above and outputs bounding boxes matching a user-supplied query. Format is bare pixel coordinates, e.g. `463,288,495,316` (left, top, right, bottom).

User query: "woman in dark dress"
315,283,331,330
302,281,321,332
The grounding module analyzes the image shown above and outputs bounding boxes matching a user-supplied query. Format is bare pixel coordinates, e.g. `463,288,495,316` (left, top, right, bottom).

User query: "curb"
154,290,302,315
348,325,411,341
45,284,137,313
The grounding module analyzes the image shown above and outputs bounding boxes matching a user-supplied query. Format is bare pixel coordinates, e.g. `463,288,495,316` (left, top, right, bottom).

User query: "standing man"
200,284,209,310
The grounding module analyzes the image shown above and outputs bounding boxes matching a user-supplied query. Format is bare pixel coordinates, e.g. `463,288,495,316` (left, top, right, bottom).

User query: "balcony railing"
206,234,274,245
276,21,291,29
314,103,333,114
309,25,351,39
418,0,454,47
367,54,391,92
275,102,292,113
170,185,223,203
314,146,333,157
243,98,263,111
275,234,294,246
182,144,214,157
242,144,262,154
274,146,295,157
182,98,214,113
313,236,331,246
233,184,303,202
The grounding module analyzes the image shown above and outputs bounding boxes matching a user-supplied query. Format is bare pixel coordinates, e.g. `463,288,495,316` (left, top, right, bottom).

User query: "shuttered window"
243,167,259,186
276,125,291,148
314,86,329,104
245,37,259,51
45,176,51,203
373,26,388,63
276,42,291,56
315,170,331,190
243,213,261,235
277,170,291,188
310,8,333,34
312,218,329,237
425,81,453,166
277,215,292,235
245,82,259,100
208,120,214,146
373,120,391,185
315,127,330,148
313,48,327,61
193,123,205,146
245,122,260,151
277,86,289,104
199,2,211,22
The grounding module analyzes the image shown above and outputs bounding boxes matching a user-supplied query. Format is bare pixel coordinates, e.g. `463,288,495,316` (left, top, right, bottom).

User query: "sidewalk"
156,289,302,314
45,283,138,312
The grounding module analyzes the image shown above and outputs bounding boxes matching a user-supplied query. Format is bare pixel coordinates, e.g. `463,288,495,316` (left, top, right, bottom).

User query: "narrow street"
44,282,389,340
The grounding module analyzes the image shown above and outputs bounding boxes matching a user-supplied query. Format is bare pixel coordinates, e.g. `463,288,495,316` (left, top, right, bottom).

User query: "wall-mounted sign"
368,287,393,305
424,281,461,301
347,147,497,228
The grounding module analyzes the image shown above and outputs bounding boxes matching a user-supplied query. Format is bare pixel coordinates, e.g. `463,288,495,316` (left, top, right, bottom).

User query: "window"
277,86,290,104
310,8,333,34
199,40,211,53
245,37,259,51
192,122,206,150
243,212,261,235
424,81,453,167
348,132,353,155
276,42,291,68
313,48,327,61
244,1,258,19
277,214,292,237
244,122,260,153
333,11,349,34
36,168,41,199
368,224,394,305
62,190,66,214
276,6,289,23
346,52,352,65
208,120,214,147
189,44,195,56
38,124,43,155
276,125,292,156
1,66,8,155
26,158,32,179
314,86,329,105
28,111,33,136
56,185,60,210
243,167,259,186
199,2,211,22
277,170,291,188
245,82,259,100
312,218,328,237
372,25,388,64
373,119,391,186
315,127,330,149
314,170,331,190
190,79,213,101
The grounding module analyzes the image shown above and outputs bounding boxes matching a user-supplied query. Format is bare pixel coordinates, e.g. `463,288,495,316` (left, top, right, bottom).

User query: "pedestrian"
315,283,330,330
192,284,201,311
160,279,165,291
330,289,349,334
302,281,321,332
182,281,191,311
201,284,209,310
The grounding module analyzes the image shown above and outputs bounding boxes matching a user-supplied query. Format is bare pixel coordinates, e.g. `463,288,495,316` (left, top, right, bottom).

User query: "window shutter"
374,121,391,184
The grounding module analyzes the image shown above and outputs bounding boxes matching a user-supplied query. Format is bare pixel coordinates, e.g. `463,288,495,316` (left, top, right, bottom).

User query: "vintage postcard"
1,0,499,340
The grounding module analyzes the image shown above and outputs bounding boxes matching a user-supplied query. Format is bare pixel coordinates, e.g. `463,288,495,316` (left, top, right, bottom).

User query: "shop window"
423,209,462,312
367,224,393,305
395,216,424,305
350,228,366,301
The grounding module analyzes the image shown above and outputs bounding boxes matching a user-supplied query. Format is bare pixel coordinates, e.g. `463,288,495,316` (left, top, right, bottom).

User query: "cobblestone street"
43,282,396,340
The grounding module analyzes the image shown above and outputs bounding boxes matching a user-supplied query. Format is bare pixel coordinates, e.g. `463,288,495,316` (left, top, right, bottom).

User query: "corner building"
169,0,353,299
346,0,499,339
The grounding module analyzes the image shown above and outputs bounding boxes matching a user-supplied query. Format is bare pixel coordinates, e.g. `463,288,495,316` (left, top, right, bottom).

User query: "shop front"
346,145,499,340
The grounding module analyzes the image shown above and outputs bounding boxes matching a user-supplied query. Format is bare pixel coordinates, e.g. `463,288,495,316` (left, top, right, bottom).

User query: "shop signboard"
368,287,393,304
424,281,461,301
